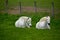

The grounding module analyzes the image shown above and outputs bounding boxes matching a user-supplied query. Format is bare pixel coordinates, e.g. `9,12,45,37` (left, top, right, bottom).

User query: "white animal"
15,16,32,28
36,16,50,29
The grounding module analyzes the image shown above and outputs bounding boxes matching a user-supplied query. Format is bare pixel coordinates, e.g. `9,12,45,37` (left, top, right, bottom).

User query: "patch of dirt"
1,6,60,14
8,6,51,14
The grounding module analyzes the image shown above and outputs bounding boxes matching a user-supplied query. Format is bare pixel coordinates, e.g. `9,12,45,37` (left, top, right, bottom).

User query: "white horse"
15,16,32,28
36,16,50,29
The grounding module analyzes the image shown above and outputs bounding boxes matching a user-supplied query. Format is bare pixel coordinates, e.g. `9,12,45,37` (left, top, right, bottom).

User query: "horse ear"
28,17,29,19
27,17,29,21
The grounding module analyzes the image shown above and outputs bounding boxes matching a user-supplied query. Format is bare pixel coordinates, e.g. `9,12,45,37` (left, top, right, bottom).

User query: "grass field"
0,0,60,40
0,0,60,10
8,0,60,8
0,12,60,40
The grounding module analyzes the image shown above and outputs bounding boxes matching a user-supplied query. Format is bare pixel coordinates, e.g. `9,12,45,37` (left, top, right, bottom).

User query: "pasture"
8,0,60,8
0,12,60,40
0,0,60,40
0,0,60,10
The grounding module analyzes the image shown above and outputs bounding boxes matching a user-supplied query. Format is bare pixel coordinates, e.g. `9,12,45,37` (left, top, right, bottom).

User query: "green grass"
0,0,60,10
0,12,60,40
0,0,5,10
8,0,60,8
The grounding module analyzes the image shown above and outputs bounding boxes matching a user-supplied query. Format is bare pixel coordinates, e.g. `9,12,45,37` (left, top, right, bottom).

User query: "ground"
0,13,60,40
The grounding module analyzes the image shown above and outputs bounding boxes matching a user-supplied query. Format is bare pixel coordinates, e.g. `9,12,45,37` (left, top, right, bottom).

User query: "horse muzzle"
48,23,50,25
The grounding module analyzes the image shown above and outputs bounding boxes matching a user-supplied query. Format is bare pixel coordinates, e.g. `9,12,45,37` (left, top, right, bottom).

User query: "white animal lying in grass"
15,16,32,28
36,16,50,29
